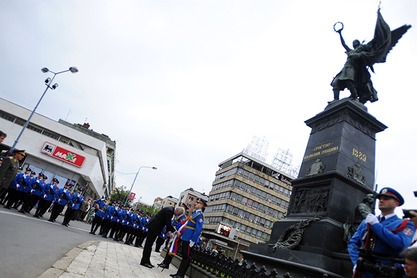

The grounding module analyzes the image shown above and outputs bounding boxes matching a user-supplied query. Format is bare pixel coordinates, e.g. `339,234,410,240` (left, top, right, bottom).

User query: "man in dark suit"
140,206,184,268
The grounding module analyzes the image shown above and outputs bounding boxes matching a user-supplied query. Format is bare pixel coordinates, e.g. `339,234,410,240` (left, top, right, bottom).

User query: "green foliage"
110,186,131,205
134,204,161,216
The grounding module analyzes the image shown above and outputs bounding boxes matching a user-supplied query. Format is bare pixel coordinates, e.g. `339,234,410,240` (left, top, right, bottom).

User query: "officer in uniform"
4,167,27,209
0,149,25,204
170,198,207,278
349,187,416,278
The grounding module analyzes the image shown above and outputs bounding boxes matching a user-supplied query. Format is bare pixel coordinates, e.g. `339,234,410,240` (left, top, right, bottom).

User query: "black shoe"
18,210,25,214
33,214,39,218
158,263,169,269
171,275,183,278
140,262,154,268
102,235,107,238
48,219,54,222
4,206,11,209
89,231,95,235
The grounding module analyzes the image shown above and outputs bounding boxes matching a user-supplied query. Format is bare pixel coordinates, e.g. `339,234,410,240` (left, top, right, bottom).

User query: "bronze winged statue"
331,8,411,104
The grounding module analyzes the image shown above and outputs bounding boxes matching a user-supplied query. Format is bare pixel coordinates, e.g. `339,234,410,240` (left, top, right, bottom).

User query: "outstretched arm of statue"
338,31,350,52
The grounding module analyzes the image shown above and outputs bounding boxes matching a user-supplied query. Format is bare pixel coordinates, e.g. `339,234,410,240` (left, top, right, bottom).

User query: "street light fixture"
124,166,157,206
9,67,78,154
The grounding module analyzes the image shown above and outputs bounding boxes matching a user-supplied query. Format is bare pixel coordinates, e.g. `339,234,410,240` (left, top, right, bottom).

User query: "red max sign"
41,142,85,167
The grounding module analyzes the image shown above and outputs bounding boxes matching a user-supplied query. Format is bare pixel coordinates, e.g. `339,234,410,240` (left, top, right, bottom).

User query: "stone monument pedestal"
242,99,387,277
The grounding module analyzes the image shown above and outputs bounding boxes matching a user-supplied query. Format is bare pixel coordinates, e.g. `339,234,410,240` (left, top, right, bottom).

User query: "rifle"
353,224,371,278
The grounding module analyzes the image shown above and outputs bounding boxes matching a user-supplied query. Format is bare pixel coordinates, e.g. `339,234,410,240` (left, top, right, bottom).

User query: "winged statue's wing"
363,10,411,69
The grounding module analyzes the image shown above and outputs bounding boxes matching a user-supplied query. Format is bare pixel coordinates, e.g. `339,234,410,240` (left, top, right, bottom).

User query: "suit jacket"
148,206,175,234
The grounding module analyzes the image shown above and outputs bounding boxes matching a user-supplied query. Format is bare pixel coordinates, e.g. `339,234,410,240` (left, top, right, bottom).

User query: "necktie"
380,216,385,222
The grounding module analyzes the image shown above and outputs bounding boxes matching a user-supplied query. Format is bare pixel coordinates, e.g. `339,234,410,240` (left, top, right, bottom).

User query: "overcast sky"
1,1,416,214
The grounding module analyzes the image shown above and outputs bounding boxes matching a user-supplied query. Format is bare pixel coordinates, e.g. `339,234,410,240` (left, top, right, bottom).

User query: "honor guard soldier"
18,170,36,213
62,187,84,227
34,178,59,218
349,187,416,278
26,173,46,212
48,183,73,222
90,197,109,235
170,198,207,278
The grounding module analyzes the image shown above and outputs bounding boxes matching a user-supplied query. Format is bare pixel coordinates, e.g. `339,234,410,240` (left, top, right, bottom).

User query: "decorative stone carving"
289,186,329,214
347,162,365,185
269,215,323,250
307,158,326,176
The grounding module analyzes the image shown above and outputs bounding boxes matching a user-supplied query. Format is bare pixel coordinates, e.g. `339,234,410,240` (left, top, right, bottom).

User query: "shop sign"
41,142,85,167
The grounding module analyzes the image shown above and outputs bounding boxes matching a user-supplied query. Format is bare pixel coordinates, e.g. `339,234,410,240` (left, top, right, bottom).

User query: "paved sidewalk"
39,241,181,278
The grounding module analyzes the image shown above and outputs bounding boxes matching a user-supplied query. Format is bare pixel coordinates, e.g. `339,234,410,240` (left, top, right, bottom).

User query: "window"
231,192,237,201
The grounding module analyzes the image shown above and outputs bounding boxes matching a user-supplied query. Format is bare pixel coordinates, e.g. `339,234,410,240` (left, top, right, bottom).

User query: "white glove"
189,240,195,247
352,264,356,272
365,214,378,225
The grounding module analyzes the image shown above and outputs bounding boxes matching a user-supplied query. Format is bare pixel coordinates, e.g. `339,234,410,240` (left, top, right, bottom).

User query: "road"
0,206,111,278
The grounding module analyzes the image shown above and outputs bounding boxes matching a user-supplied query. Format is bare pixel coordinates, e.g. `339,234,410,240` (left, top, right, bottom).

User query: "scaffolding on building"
242,136,268,162
271,148,300,177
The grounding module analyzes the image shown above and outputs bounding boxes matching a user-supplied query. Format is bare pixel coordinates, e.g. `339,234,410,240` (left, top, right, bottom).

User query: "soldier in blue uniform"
34,177,59,218
17,170,35,212
101,201,121,238
171,198,207,278
136,212,150,247
26,173,46,212
90,197,109,235
115,204,131,242
125,208,137,245
62,187,84,227
134,210,144,247
349,187,416,278
48,183,74,222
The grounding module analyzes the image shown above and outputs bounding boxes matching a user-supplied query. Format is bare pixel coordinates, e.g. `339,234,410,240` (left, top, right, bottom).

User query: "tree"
110,186,131,205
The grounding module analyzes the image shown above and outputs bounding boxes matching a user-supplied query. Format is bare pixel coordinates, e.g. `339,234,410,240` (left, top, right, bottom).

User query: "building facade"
204,152,293,245
0,98,116,199
178,187,208,209
161,195,178,208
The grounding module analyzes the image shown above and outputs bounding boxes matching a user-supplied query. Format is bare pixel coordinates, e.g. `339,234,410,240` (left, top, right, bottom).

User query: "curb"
38,241,97,278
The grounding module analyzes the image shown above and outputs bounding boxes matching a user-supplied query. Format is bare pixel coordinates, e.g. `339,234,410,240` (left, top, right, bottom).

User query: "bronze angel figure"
331,9,411,104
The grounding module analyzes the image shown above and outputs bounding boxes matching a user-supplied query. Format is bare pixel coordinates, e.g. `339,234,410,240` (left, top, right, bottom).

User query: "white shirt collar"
380,213,396,219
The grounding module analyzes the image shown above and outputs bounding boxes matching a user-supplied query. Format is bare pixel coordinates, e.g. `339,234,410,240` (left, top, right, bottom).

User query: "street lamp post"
124,166,157,206
9,66,78,154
